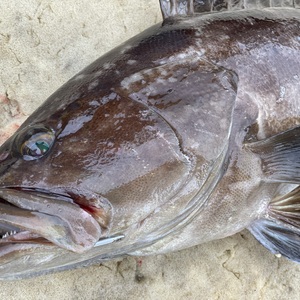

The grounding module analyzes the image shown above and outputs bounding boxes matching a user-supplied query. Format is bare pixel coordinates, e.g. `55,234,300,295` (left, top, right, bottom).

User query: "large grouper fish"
0,0,299,279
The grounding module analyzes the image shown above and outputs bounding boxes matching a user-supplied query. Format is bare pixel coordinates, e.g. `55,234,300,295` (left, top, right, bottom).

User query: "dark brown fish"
0,1,300,279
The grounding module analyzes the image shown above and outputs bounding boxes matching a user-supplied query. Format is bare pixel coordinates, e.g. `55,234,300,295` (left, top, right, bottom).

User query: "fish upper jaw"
0,187,114,254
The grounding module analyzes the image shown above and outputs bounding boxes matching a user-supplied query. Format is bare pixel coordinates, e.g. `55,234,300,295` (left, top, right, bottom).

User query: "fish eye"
14,125,55,161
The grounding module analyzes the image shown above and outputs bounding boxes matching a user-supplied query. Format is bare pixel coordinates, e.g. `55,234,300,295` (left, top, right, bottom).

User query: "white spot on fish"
58,115,94,138
90,100,100,107
237,42,246,51
127,60,137,65
121,72,145,89
194,30,202,37
155,46,205,65
72,74,87,81
95,70,103,77
161,70,168,76
120,44,133,54
280,86,286,98
103,63,115,70
276,86,286,103
109,92,117,100
168,77,177,83
100,92,118,105
219,118,228,130
88,79,99,91
114,112,126,119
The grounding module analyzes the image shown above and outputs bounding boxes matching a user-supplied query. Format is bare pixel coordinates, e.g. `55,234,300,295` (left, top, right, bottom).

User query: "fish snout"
0,145,17,179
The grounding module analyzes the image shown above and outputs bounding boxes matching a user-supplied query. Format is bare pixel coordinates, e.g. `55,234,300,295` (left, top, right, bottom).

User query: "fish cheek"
49,97,192,230
51,95,180,174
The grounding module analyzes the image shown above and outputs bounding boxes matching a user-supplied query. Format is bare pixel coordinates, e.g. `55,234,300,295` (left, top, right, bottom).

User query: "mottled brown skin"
0,8,299,278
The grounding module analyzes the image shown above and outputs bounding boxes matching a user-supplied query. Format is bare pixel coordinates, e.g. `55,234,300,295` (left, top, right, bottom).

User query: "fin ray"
160,0,194,20
249,186,300,262
249,219,300,262
246,126,300,184
160,0,300,19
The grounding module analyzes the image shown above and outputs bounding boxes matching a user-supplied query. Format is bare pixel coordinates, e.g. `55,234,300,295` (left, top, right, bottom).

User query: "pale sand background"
0,1,300,299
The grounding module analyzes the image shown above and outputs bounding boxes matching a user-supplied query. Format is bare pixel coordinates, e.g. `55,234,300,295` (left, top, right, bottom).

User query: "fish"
0,0,300,280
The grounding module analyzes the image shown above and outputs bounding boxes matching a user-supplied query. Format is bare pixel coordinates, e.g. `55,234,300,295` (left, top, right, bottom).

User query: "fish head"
0,83,189,246
0,20,238,278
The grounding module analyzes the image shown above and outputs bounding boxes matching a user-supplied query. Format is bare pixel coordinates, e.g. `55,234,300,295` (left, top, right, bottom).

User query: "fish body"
0,2,300,279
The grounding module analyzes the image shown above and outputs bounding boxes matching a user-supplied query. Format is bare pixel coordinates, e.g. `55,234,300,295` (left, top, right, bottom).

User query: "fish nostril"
0,149,17,178
0,151,10,162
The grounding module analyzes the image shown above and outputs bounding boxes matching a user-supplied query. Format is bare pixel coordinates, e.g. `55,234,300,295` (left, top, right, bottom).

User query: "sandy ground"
0,1,300,299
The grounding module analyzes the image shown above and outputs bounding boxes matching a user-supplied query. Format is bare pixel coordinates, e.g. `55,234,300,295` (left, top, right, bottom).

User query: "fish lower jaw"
0,228,51,246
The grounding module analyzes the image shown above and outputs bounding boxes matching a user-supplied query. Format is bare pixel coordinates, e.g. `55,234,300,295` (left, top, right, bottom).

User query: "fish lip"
0,187,103,253
0,194,50,247
2,186,76,204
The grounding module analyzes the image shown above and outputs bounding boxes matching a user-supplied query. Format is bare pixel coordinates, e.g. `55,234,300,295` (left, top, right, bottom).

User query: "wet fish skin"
0,6,299,279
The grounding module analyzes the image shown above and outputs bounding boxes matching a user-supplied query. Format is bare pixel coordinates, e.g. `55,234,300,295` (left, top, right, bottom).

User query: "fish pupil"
24,140,48,157
24,139,50,157
35,141,49,155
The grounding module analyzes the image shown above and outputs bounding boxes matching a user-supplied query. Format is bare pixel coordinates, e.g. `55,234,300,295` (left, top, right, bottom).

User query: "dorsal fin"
160,0,194,19
159,0,300,20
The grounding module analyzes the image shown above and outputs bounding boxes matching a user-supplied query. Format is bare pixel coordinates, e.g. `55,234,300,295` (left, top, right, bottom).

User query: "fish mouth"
0,187,107,254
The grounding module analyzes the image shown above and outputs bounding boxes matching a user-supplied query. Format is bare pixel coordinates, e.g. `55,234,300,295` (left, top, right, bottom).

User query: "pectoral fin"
248,186,300,262
245,126,300,184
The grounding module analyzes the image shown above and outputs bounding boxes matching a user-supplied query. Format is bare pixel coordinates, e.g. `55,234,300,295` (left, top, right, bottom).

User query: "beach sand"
0,1,300,299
